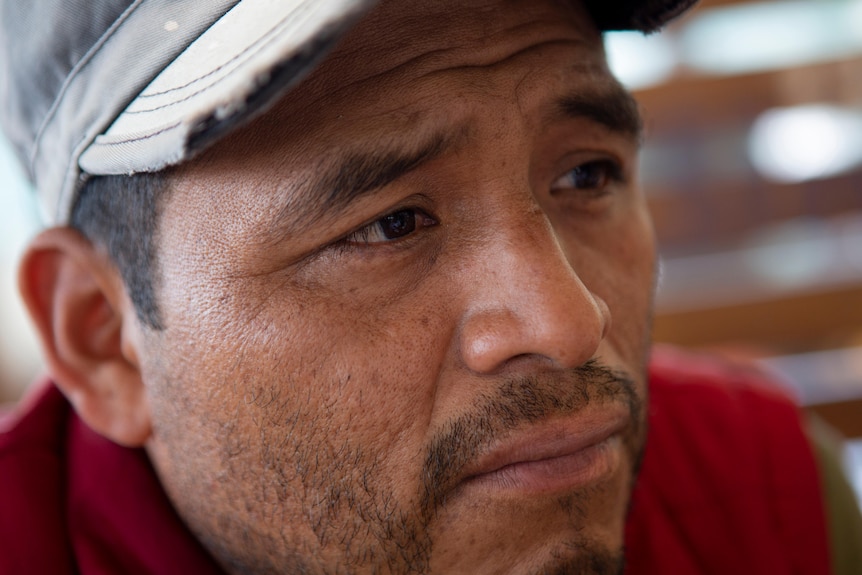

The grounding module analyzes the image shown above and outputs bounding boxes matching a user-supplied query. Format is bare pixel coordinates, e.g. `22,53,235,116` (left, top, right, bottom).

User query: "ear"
18,227,151,447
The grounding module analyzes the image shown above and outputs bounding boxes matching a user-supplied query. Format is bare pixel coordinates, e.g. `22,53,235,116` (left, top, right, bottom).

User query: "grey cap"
0,0,697,224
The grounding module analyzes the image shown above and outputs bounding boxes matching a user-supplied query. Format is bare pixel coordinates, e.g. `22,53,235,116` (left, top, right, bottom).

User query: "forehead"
308,0,603,90
191,0,608,147
170,0,624,222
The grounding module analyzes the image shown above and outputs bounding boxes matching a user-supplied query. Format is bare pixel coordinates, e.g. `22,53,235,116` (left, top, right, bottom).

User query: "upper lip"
459,407,629,482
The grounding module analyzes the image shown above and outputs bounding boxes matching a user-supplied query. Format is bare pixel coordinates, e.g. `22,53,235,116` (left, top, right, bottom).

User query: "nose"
458,211,610,374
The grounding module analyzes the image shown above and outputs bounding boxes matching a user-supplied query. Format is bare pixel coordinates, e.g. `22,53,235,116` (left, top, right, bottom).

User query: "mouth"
459,409,628,496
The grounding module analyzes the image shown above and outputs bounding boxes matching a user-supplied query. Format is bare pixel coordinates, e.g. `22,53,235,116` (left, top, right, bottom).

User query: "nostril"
591,293,612,341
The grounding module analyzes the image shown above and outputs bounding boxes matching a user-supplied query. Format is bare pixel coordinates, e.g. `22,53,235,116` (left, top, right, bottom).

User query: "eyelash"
341,207,438,247
550,158,625,198
328,158,622,253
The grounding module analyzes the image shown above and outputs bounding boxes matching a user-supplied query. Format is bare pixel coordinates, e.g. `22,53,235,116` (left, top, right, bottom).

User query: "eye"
550,159,622,196
344,208,437,245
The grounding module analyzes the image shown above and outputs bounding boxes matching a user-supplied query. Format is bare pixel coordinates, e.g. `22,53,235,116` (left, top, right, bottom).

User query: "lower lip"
462,434,623,495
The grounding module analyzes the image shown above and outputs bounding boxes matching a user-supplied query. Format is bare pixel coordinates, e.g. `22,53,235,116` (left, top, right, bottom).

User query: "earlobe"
18,227,152,447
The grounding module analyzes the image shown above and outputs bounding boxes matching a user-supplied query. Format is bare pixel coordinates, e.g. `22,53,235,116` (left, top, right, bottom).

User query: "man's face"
139,0,656,573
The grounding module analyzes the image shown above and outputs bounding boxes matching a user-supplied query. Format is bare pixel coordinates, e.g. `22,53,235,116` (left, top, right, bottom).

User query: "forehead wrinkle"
306,0,598,104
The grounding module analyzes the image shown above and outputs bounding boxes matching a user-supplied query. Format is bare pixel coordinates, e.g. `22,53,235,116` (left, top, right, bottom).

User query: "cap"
0,0,697,224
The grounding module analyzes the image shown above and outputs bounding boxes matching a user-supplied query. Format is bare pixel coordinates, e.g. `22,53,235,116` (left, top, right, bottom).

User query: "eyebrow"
324,131,451,215
276,130,454,233
554,85,644,143
274,86,642,235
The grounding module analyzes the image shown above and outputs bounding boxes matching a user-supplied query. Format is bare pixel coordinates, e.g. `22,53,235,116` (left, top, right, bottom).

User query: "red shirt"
0,348,830,574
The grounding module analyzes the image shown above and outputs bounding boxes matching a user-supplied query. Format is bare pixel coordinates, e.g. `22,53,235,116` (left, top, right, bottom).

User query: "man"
0,0,858,573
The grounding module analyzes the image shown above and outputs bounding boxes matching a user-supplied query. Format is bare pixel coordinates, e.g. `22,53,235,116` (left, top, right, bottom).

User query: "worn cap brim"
79,0,373,182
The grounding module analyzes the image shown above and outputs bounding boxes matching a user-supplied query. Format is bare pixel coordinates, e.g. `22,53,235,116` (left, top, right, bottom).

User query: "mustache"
419,359,641,518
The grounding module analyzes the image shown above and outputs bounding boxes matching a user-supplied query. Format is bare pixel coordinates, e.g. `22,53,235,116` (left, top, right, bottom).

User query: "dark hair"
69,171,169,330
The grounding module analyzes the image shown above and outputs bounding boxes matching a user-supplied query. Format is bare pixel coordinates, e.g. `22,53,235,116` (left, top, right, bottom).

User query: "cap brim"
79,0,374,177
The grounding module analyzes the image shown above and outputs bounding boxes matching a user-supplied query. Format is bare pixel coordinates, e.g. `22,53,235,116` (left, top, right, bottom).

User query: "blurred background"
0,129,41,404
1,0,860,497
605,0,862,501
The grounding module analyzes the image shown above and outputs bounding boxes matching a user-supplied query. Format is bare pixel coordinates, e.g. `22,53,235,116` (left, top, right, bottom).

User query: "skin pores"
138,0,657,573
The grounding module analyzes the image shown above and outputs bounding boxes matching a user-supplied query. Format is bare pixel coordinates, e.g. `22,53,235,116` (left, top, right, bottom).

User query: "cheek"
145,260,454,503
605,205,657,300
560,204,656,363
604,207,656,359
139,276,456,568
